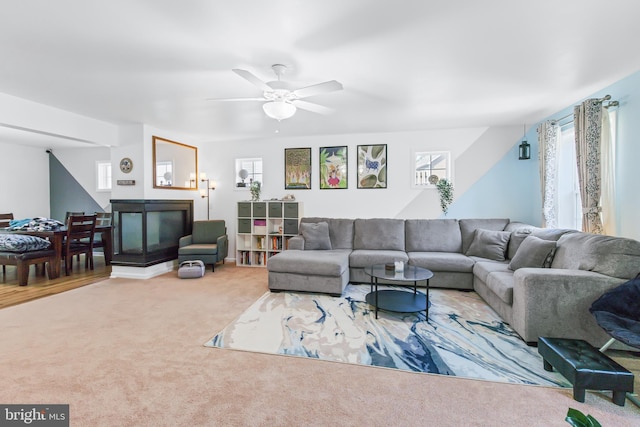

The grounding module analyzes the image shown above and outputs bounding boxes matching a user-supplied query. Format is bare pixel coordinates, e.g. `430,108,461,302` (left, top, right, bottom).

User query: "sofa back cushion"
300,217,354,249
459,218,510,254
299,221,332,250
465,229,511,261
354,218,405,251
552,232,640,280
405,219,462,252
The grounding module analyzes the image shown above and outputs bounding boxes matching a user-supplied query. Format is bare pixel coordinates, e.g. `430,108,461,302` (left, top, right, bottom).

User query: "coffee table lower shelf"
365,290,428,319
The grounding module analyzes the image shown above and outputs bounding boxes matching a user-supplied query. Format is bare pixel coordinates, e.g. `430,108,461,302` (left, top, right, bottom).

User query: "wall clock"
120,157,133,173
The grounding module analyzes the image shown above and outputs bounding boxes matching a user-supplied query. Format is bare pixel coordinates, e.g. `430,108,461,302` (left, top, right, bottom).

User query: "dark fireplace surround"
111,199,193,267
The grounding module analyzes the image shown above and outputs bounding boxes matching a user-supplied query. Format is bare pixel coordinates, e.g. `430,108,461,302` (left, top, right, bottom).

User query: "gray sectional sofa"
266,217,640,347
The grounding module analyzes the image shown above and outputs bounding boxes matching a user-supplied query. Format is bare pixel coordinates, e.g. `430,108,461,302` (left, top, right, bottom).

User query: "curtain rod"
548,94,618,125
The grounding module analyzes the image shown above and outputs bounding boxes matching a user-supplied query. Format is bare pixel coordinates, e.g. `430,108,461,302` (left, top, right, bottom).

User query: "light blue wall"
448,69,640,239
446,131,540,225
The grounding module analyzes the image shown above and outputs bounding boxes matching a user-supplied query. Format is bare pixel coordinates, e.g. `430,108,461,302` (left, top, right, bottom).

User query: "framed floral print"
357,144,387,188
319,146,348,189
284,148,312,189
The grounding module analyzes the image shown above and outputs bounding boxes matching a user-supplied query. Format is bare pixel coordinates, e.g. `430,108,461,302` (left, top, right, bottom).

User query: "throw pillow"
465,229,511,261
0,234,52,252
300,221,332,250
509,235,557,270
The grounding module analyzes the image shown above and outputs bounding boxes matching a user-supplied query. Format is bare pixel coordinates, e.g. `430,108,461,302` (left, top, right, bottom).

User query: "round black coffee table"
364,264,434,320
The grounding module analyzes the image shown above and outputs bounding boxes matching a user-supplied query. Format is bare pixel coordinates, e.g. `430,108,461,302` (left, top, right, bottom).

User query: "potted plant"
250,181,261,201
436,178,454,215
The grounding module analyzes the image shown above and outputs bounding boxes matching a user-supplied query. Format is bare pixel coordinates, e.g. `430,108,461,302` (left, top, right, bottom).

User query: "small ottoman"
538,337,634,406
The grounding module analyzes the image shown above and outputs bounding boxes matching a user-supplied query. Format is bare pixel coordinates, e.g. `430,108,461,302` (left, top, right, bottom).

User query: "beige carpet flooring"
0,265,639,426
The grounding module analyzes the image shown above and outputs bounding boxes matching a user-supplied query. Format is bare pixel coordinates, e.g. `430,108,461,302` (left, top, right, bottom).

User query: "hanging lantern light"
519,124,530,160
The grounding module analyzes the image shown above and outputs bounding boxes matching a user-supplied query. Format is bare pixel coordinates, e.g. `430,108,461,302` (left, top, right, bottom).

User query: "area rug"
205,284,571,387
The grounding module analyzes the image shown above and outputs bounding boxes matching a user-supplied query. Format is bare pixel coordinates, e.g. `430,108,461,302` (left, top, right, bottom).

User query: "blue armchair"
178,220,228,272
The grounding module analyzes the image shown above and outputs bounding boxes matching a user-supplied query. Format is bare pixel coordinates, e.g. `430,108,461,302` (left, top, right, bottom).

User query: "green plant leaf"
565,408,602,427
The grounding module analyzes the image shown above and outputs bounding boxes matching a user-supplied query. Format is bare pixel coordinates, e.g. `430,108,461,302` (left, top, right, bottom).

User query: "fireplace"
110,199,193,267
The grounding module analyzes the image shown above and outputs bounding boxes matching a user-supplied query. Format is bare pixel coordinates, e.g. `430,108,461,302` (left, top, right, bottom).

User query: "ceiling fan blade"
205,97,265,102
232,69,273,92
292,80,343,99
292,100,335,115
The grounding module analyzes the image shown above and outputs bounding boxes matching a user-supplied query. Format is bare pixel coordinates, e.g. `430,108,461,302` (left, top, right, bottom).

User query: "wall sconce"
519,125,530,160
189,172,197,188
200,173,217,220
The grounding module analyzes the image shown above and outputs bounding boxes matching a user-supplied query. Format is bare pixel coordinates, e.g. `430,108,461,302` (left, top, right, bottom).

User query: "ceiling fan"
210,64,343,121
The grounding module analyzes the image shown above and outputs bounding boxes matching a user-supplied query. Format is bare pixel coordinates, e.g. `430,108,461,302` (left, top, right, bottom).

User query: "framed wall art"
319,146,348,189
284,148,312,189
357,144,387,189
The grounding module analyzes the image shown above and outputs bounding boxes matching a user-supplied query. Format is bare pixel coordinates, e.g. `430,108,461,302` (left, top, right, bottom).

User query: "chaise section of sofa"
267,217,354,295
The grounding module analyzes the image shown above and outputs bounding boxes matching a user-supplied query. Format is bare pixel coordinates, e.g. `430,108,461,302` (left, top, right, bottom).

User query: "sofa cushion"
473,260,511,283
267,249,350,276
300,221,332,250
507,229,533,260
465,229,511,261
349,249,408,268
405,219,462,252
408,252,475,272
0,234,52,252
509,236,557,270
459,218,510,253
485,271,515,304
300,218,354,249
552,232,640,280
353,218,405,251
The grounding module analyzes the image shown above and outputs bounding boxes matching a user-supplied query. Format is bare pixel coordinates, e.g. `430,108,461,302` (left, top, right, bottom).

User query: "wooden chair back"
0,213,14,228
63,214,97,275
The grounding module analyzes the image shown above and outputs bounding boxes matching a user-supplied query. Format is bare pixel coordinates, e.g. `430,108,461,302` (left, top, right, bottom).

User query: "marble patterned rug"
205,284,571,387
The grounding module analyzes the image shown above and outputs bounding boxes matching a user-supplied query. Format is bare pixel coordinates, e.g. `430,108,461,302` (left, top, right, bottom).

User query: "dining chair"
91,212,112,251
0,213,14,278
63,214,97,275
0,213,13,228
64,211,84,262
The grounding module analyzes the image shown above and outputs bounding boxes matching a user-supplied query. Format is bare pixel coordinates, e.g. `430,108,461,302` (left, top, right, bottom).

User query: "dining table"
0,225,112,279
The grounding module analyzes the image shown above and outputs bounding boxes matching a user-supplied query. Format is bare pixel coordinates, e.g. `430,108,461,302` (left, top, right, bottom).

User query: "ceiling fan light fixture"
263,101,296,121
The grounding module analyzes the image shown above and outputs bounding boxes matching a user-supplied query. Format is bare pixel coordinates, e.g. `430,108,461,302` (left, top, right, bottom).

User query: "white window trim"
96,160,112,192
235,157,263,191
410,150,452,189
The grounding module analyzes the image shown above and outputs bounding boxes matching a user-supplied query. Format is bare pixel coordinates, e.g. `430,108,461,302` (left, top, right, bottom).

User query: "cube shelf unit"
236,201,302,267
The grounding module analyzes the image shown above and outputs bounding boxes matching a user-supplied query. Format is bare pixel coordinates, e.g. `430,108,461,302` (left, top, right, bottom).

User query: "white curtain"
537,121,559,228
601,108,616,235
574,99,603,234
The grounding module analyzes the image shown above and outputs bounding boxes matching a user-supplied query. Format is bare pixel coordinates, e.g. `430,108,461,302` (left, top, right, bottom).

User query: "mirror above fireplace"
152,136,198,190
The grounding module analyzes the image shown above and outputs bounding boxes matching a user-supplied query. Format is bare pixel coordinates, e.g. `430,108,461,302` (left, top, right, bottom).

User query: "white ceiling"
1,0,639,147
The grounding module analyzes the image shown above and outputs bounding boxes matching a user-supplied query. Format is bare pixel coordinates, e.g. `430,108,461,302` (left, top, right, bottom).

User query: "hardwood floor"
0,254,111,309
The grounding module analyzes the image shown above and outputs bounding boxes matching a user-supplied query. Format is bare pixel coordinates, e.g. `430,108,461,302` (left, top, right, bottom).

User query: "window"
556,125,581,230
412,151,451,188
556,108,617,231
235,158,263,188
96,161,112,191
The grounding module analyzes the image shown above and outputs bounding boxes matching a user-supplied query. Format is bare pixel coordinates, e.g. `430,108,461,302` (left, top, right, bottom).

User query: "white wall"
0,142,50,218
196,126,524,255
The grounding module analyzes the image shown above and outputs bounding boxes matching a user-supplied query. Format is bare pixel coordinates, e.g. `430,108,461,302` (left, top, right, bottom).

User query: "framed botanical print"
284,148,312,189
357,144,387,188
319,146,348,189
